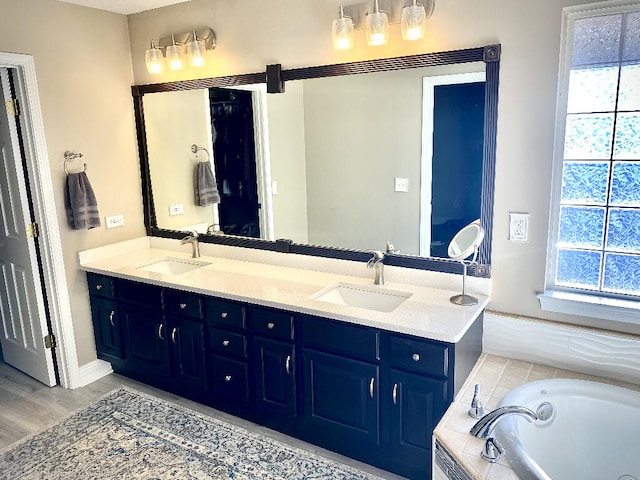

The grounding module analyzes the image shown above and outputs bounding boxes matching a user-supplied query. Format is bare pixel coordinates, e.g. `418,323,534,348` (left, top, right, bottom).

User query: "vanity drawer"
249,308,294,340
301,316,379,362
87,273,116,298
207,355,249,403
205,298,246,330
164,290,202,319
207,327,247,359
390,335,449,378
117,279,163,309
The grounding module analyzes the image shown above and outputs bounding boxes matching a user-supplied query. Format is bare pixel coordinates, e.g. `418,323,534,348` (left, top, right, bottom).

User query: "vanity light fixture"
332,6,355,50
401,0,427,40
334,0,434,50
367,0,389,46
144,28,217,74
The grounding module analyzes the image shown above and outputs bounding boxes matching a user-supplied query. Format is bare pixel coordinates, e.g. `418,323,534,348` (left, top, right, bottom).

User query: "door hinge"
5,98,19,117
44,334,56,349
26,222,39,238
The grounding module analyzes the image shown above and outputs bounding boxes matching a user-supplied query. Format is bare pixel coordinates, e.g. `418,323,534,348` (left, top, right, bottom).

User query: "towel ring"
191,144,210,163
64,150,87,175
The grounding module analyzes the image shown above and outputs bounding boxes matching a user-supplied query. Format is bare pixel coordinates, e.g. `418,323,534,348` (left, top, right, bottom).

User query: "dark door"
389,369,448,479
209,88,260,238
122,305,170,377
302,349,379,451
253,337,295,419
168,317,206,391
90,297,123,361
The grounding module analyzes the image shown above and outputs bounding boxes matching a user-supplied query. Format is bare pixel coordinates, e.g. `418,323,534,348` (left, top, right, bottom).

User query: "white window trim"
541,0,640,323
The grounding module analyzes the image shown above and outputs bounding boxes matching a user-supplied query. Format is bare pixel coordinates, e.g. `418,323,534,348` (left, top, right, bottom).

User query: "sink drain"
618,475,638,480
536,402,553,421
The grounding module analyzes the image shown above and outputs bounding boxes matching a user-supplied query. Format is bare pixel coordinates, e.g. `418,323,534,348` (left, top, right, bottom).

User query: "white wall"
0,0,144,365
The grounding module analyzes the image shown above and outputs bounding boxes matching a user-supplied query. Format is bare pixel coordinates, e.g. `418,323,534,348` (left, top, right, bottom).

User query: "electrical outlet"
105,214,124,229
509,213,529,242
169,203,184,216
395,177,409,192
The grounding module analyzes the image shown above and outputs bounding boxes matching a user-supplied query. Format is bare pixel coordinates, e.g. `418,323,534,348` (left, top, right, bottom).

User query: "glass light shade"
366,11,389,46
166,43,184,71
401,4,427,40
187,35,206,67
144,40,164,74
332,16,354,50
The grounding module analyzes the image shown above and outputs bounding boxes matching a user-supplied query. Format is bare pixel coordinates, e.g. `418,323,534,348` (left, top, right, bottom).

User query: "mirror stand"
450,258,478,306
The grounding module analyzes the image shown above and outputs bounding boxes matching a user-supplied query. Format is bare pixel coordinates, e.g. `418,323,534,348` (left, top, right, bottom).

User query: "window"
542,2,640,321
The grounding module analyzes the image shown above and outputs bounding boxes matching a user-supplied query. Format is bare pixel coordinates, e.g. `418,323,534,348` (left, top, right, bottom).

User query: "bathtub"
494,379,640,480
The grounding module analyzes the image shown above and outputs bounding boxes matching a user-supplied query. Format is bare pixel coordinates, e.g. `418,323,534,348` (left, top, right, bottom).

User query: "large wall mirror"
133,45,500,276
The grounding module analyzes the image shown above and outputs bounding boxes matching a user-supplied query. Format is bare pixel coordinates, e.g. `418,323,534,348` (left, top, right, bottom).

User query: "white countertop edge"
79,242,489,343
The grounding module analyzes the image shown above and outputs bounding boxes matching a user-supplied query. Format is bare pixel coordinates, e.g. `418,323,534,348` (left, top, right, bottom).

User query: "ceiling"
57,0,191,15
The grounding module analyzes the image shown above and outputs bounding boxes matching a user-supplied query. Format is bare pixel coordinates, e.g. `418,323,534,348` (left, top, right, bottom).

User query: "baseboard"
484,312,640,386
75,359,113,388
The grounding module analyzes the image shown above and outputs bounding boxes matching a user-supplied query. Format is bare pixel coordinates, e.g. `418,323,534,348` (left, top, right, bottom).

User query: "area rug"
0,386,386,480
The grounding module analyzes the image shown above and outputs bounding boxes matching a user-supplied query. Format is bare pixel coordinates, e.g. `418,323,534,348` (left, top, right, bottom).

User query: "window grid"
554,8,640,298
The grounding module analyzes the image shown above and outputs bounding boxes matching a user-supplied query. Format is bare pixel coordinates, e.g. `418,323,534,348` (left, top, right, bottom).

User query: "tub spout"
470,405,538,439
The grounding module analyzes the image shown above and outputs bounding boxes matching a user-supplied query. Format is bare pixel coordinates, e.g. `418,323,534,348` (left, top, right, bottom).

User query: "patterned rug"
0,387,386,480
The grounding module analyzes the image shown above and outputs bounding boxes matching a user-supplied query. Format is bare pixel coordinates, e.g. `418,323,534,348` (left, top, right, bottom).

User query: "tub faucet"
470,405,538,463
181,231,200,258
367,251,385,285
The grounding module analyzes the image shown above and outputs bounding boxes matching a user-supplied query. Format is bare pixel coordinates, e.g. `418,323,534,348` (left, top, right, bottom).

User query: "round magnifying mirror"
448,220,484,306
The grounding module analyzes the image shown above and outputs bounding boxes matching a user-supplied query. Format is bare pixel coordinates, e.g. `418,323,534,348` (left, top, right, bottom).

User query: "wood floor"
0,360,404,479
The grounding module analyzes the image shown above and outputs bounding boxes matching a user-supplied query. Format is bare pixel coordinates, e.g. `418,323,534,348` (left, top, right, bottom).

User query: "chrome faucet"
180,231,200,258
470,405,538,462
367,251,385,285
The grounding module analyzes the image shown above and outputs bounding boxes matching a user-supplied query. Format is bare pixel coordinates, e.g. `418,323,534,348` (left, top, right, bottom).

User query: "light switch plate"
105,214,124,229
169,203,184,216
509,213,529,242
395,177,409,192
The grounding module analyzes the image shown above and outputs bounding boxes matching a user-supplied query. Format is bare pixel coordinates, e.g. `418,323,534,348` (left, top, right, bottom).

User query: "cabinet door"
122,305,170,377
302,349,379,450
389,369,448,479
253,337,295,419
168,317,206,390
90,297,123,360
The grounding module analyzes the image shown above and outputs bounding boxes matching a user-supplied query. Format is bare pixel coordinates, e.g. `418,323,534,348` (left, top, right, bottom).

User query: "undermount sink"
137,257,210,275
311,283,412,312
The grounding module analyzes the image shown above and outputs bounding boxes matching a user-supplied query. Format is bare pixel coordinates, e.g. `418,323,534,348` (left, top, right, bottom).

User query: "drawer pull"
179,303,187,310
171,327,178,344
285,355,291,375
225,375,232,382
95,284,103,290
412,353,420,362
222,340,230,347
392,383,398,405
109,310,116,327
158,324,164,340
221,312,228,319
369,378,375,398
267,322,275,330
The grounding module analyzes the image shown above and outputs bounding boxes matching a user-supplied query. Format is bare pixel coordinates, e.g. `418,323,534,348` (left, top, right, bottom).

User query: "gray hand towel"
195,161,221,206
64,172,100,230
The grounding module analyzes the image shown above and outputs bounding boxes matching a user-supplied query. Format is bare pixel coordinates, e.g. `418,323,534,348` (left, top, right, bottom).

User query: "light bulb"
332,6,354,51
401,1,427,41
366,1,388,47
187,31,206,67
166,35,184,71
144,39,165,74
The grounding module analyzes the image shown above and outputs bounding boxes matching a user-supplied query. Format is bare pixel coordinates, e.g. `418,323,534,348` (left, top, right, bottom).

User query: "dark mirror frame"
132,44,500,277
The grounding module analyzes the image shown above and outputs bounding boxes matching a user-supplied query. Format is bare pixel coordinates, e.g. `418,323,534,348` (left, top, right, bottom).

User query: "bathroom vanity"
80,238,487,480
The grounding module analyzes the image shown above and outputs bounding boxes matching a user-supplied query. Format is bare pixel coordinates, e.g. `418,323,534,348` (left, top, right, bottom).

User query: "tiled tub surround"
434,354,640,480
78,236,489,342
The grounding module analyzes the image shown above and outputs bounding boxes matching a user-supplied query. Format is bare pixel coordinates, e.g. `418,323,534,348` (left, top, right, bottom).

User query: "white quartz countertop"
78,239,488,343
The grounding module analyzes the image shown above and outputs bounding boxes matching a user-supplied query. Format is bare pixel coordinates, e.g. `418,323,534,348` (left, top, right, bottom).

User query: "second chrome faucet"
367,251,385,285
181,231,200,258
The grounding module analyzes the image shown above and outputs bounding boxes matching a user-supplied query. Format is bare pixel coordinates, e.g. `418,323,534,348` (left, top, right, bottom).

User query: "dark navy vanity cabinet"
87,272,482,480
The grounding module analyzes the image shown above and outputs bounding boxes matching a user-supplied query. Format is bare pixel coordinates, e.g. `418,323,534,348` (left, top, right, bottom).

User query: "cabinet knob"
267,322,275,330
179,303,187,310
96,284,103,290
225,375,232,382
222,340,230,347
221,312,228,319
412,353,420,362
